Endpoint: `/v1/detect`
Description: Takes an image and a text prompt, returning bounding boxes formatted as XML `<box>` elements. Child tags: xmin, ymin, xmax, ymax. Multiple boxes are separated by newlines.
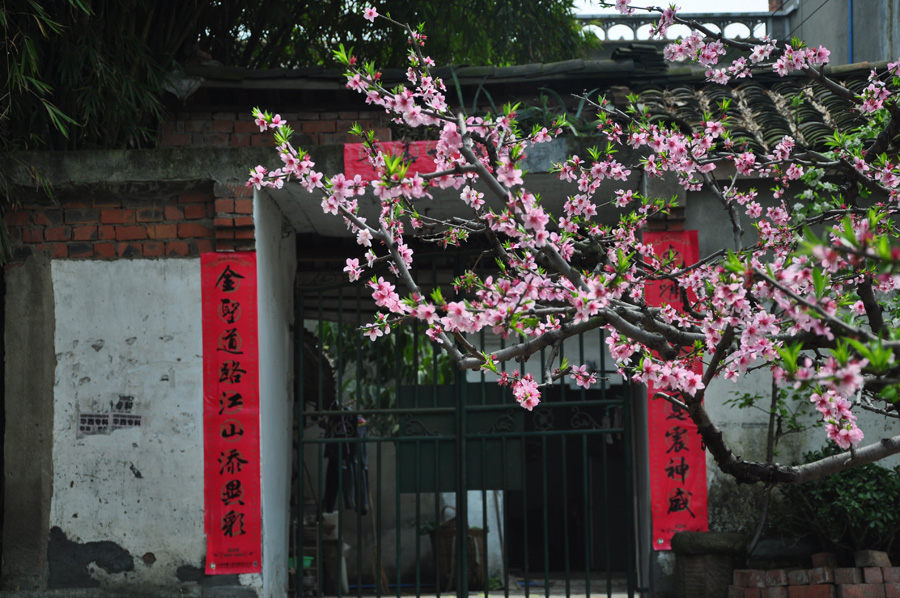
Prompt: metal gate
<box><xmin>293</xmin><ymin>252</ymin><xmax>637</xmax><ymax>597</ymax></box>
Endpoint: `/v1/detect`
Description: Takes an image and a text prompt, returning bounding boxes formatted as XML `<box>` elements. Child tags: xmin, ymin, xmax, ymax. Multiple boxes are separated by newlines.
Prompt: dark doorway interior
<box><xmin>506</xmin><ymin>386</ymin><xmax>631</xmax><ymax>574</ymax></box>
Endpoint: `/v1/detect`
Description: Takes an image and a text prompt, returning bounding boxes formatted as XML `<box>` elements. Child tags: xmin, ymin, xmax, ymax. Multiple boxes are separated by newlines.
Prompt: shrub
<box><xmin>778</xmin><ymin>445</ymin><xmax>900</xmax><ymax>562</ymax></box>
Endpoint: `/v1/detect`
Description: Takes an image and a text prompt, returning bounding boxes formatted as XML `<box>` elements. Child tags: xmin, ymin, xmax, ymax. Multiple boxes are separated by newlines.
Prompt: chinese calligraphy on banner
<box><xmin>344</xmin><ymin>140</ymin><xmax>439</xmax><ymax>181</ymax></box>
<box><xmin>202</xmin><ymin>252</ymin><xmax>262</xmax><ymax>574</ymax></box>
<box><xmin>643</xmin><ymin>230</ymin><xmax>708</xmax><ymax>550</ymax></box>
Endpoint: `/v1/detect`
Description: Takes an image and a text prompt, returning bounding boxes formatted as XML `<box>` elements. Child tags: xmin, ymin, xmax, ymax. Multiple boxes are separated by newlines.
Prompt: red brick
<box><xmin>230</xmin><ymin>134</ymin><xmax>251</xmax><ymax>147</ymax></box>
<box><xmin>177</xmin><ymin>223</ymin><xmax>213</xmax><ymax>239</ymax></box>
<box><xmin>183</xmin><ymin>203</ymin><xmax>209</xmax><ymax>220</ymax></box>
<box><xmin>93</xmin><ymin>243</ymin><xmax>116</xmax><ymax>258</ymax></box>
<box><xmin>215</xmin><ymin>199</ymin><xmax>235</xmax><ymax>213</ymax></box>
<box><xmin>73</xmin><ymin>226</ymin><xmax>97</xmax><ymax>241</ymax></box>
<box><xmin>33</xmin><ymin>210</ymin><xmax>62</xmax><ymax>226</ymax></box>
<box><xmin>730</xmin><ymin>586</ymin><xmax>747</xmax><ymax>598</ymax></box>
<box><xmin>234</xmin><ymin>227</ymin><xmax>255</xmax><ymax>240</ymax></box>
<box><xmin>196</xmin><ymin>239</ymin><xmax>213</xmax><ymax>254</ymax></box>
<box><xmin>813</xmin><ymin>554</ymin><xmax>839</xmax><ymax>569</ymax></box>
<box><xmin>147</xmin><ymin>224</ymin><xmax>177</xmax><ymax>239</ymax></box>
<box><xmin>836</xmin><ymin>584</ymin><xmax>885</xmax><ymax>598</ymax></box>
<box><xmin>212</xmin><ymin>111</ymin><xmax>236</xmax><ymax>121</ymax></box>
<box><xmin>165</xmin><ymin>241</ymin><xmax>190</xmax><ymax>256</ymax></box>
<box><xmin>789</xmin><ymin>587</ymin><xmax>835</xmax><ymax>598</ymax></box>
<box><xmin>789</xmin><ymin>570</ymin><xmax>810</xmax><ymax>585</ymax></box>
<box><xmin>767</xmin><ymin>571</ymin><xmax>789</xmax><ymax>587</ymax></box>
<box><xmin>215</xmin><ymin>228</ymin><xmax>235</xmax><ymax>239</ymax></box>
<box><xmin>216</xmin><ymin>239</ymin><xmax>235</xmax><ymax>252</ymax></box>
<box><xmin>101</xmin><ymin>209</ymin><xmax>135</xmax><ymax>224</ymax></box>
<box><xmin>809</xmin><ymin>568</ymin><xmax>835</xmax><ymax>585</ymax></box>
<box><xmin>886</xmin><ymin>582</ymin><xmax>900</xmax><ymax>598</ymax></box>
<box><xmin>164</xmin><ymin>205</ymin><xmax>184</xmax><ymax>220</ymax></box>
<box><xmin>136</xmin><ymin>207</ymin><xmax>164</xmax><ymax>222</ymax></box>
<box><xmin>92</xmin><ymin>196</ymin><xmax>121</xmax><ymax>208</ymax></box>
<box><xmin>884</xmin><ymin>569</ymin><xmax>900</xmax><ymax>583</ymax></box>
<box><xmin>338</xmin><ymin>111</ymin><xmax>359</xmax><ymax>119</ymax></box>
<box><xmin>765</xmin><ymin>588</ymin><xmax>789</xmax><ymax>598</ymax></box>
<box><xmin>250</xmin><ymin>134</ymin><xmax>272</xmax><ymax>147</ymax></box>
<box><xmin>5</xmin><ymin>211</ymin><xmax>30</xmax><ymax>226</ymax></box>
<box><xmin>856</xmin><ymin>552</ymin><xmax>892</xmax><ymax>568</ymax></box>
<box><xmin>43</xmin><ymin>226</ymin><xmax>71</xmax><ymax>242</ymax></box>
<box><xmin>234</xmin><ymin>199</ymin><xmax>253</xmax><ymax>214</ymax></box>
<box><xmin>63</xmin><ymin>208</ymin><xmax>100</xmax><ymax>224</ymax></box>
<box><xmin>22</xmin><ymin>228</ymin><xmax>43</xmax><ymax>243</ymax></box>
<box><xmin>301</xmin><ymin>120</ymin><xmax>336</xmax><ymax>133</ymax></box>
<box><xmin>67</xmin><ymin>243</ymin><xmax>92</xmax><ymax>259</ymax></box>
<box><xmin>47</xmin><ymin>243</ymin><xmax>68</xmax><ymax>259</ymax></box>
<box><xmin>836</xmin><ymin>570</ymin><xmax>864</xmax><ymax>585</ymax></box>
<box><xmin>116</xmin><ymin>243</ymin><xmax>142</xmax><ymax>258</ymax></box>
<box><xmin>185</xmin><ymin>119</ymin><xmax>211</xmax><ymax>133</ymax></box>
<box><xmin>746</xmin><ymin>590</ymin><xmax>762</xmax><ymax>598</ymax></box>
<box><xmin>201</xmin><ymin>133</ymin><xmax>229</xmax><ymax>146</ymax></box>
<box><xmin>234</xmin><ymin>120</ymin><xmax>259</xmax><ymax>134</ymax></box>
<box><xmin>61</xmin><ymin>200</ymin><xmax>89</xmax><ymax>209</ymax></box>
<box><xmin>214</xmin><ymin>218</ymin><xmax>234</xmax><ymax>229</ymax></box>
<box><xmin>98</xmin><ymin>225</ymin><xmax>116</xmax><ymax>240</ymax></box>
<box><xmin>143</xmin><ymin>241</ymin><xmax>165</xmax><ymax>257</ymax></box>
<box><xmin>115</xmin><ymin>226</ymin><xmax>148</xmax><ymax>241</ymax></box>
<box><xmin>372</xmin><ymin>126</ymin><xmax>393</xmax><ymax>141</ymax></box>
<box><xmin>178</xmin><ymin>191</ymin><xmax>212</xmax><ymax>204</ymax></box>
<box><xmin>863</xmin><ymin>569</ymin><xmax>883</xmax><ymax>584</ymax></box>
<box><xmin>233</xmin><ymin>216</ymin><xmax>253</xmax><ymax>227</ymax></box>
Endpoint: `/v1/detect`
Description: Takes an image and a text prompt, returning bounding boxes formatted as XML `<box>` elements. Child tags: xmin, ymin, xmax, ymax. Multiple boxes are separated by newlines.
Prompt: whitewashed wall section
<box><xmin>50</xmin><ymin>259</ymin><xmax>206</xmax><ymax>587</ymax></box>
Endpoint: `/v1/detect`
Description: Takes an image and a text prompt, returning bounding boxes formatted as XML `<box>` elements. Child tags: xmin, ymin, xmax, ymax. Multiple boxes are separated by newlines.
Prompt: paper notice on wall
<box><xmin>202</xmin><ymin>252</ymin><xmax>262</xmax><ymax>574</ymax></box>
<box><xmin>642</xmin><ymin>230</ymin><xmax>708</xmax><ymax>550</ymax></box>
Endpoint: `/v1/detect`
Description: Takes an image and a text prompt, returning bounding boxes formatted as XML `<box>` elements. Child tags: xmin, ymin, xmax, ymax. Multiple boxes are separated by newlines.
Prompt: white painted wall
<box><xmin>255</xmin><ymin>191</ymin><xmax>297</xmax><ymax>598</ymax></box>
<box><xmin>50</xmin><ymin>259</ymin><xmax>205</xmax><ymax>586</ymax></box>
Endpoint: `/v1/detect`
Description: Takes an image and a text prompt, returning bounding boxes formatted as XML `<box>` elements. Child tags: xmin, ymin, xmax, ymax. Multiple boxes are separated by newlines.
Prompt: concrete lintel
<box><xmin>4</xmin><ymin>146</ymin><xmax>344</xmax><ymax>191</ymax></box>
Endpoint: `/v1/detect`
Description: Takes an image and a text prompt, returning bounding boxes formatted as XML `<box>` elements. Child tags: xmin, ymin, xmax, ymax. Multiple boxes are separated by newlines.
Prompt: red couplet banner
<box><xmin>202</xmin><ymin>252</ymin><xmax>262</xmax><ymax>574</ymax></box>
<box><xmin>642</xmin><ymin>230</ymin><xmax>708</xmax><ymax>550</ymax></box>
<box><xmin>344</xmin><ymin>140</ymin><xmax>439</xmax><ymax>181</ymax></box>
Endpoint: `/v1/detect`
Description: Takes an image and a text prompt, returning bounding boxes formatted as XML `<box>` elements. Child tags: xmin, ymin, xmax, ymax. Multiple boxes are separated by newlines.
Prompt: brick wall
<box><xmin>157</xmin><ymin>110</ymin><xmax>393</xmax><ymax>149</ymax></box>
<box><xmin>6</xmin><ymin>181</ymin><xmax>256</xmax><ymax>263</ymax></box>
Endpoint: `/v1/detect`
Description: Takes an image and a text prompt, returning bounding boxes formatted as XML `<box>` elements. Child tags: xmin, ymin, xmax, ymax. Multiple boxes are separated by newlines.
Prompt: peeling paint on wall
<box><xmin>48</xmin><ymin>526</ymin><xmax>134</xmax><ymax>589</ymax></box>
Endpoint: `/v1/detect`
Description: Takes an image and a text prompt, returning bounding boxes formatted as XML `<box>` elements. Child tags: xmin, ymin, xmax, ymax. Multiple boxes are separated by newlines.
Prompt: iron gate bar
<box><xmin>294</xmin><ymin>251</ymin><xmax>638</xmax><ymax>598</ymax></box>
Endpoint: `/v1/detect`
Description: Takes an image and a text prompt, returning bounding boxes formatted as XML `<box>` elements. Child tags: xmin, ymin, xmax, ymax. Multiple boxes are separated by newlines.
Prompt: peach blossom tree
<box><xmin>250</xmin><ymin>2</ymin><xmax>900</xmax><ymax>484</ymax></box>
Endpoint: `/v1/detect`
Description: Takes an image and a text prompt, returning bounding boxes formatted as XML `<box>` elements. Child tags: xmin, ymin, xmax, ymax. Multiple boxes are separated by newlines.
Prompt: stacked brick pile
<box><xmin>728</xmin><ymin>551</ymin><xmax>899</xmax><ymax>598</ymax></box>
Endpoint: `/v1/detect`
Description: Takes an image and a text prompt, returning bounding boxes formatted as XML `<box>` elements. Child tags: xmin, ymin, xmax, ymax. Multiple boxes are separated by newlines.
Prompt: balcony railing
<box><xmin>577</xmin><ymin>11</ymin><xmax>791</xmax><ymax>42</ymax></box>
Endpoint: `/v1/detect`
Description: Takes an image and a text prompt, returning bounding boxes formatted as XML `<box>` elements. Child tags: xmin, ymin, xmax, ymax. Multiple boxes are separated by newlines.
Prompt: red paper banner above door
<box><xmin>344</xmin><ymin>140</ymin><xmax>439</xmax><ymax>181</ymax></box>
<box><xmin>202</xmin><ymin>252</ymin><xmax>262</xmax><ymax>574</ymax></box>
<box><xmin>642</xmin><ymin>230</ymin><xmax>708</xmax><ymax>550</ymax></box>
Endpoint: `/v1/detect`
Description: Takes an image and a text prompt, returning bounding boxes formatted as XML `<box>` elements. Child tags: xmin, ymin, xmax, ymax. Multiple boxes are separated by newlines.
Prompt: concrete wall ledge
<box><xmin>4</xmin><ymin>146</ymin><xmax>344</xmax><ymax>190</ymax></box>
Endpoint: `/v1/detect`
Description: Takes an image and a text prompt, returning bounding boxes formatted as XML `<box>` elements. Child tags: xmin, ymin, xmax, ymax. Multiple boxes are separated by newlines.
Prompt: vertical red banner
<box><xmin>202</xmin><ymin>252</ymin><xmax>262</xmax><ymax>574</ymax></box>
<box><xmin>643</xmin><ymin>230</ymin><xmax>708</xmax><ymax>550</ymax></box>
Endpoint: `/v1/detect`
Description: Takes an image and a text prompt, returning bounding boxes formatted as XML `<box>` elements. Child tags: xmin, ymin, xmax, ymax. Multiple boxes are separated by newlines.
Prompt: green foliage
<box><xmin>320</xmin><ymin>320</ymin><xmax>456</xmax><ymax>435</ymax></box>
<box><xmin>778</xmin><ymin>446</ymin><xmax>900</xmax><ymax>559</ymax></box>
